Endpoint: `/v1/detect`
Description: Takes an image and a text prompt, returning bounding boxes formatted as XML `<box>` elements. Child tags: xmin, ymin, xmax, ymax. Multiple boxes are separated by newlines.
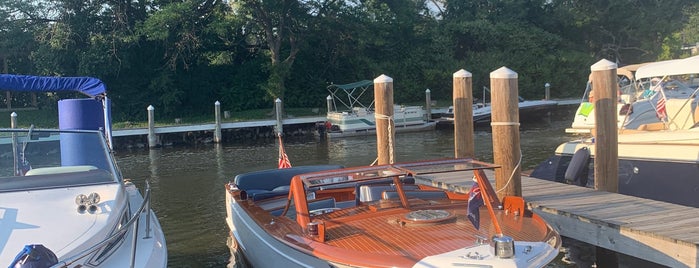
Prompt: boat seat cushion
<box><xmin>234</xmin><ymin>165</ymin><xmax>343</xmax><ymax>191</ymax></box>
<box><xmin>382</xmin><ymin>190</ymin><xmax>448</xmax><ymax>200</ymax></box>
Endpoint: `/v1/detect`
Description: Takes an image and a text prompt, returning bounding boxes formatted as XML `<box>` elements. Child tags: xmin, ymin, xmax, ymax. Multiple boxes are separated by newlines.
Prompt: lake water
<box><xmin>113</xmin><ymin>107</ymin><xmax>655</xmax><ymax>267</ymax></box>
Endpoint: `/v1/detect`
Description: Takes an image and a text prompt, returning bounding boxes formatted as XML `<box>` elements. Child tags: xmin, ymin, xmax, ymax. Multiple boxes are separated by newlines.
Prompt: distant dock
<box><xmin>112</xmin><ymin>116</ymin><xmax>326</xmax><ymax>148</ymax></box>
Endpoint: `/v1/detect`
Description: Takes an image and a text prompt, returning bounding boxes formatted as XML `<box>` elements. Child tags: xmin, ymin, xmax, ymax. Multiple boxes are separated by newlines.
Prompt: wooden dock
<box><xmin>112</xmin><ymin>116</ymin><xmax>326</xmax><ymax>137</ymax></box>
<box><xmin>415</xmin><ymin>170</ymin><xmax>699</xmax><ymax>268</ymax></box>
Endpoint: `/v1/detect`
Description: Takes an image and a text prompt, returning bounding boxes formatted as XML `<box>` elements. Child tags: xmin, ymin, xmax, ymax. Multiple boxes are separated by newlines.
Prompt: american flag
<box><xmin>278</xmin><ymin>135</ymin><xmax>292</xmax><ymax>169</ymax></box>
<box><xmin>656</xmin><ymin>94</ymin><xmax>667</xmax><ymax>120</ymax></box>
<box><xmin>466</xmin><ymin>181</ymin><xmax>484</xmax><ymax>229</ymax></box>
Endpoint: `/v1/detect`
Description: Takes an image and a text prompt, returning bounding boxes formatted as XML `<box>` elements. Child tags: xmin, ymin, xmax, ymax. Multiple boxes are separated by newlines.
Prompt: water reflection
<box><xmin>114</xmin><ymin>107</ymin><xmax>578</xmax><ymax>267</ymax></box>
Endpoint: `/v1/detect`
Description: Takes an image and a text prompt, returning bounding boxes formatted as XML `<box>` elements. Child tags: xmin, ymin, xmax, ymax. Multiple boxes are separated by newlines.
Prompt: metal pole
<box><xmin>147</xmin><ymin>105</ymin><xmax>157</xmax><ymax>148</ymax></box>
<box><xmin>545</xmin><ymin>83</ymin><xmax>551</xmax><ymax>100</ymax></box>
<box><xmin>214</xmin><ymin>101</ymin><xmax>222</xmax><ymax>143</ymax></box>
<box><xmin>275</xmin><ymin>98</ymin><xmax>283</xmax><ymax>136</ymax></box>
<box><xmin>425</xmin><ymin>89</ymin><xmax>432</xmax><ymax>121</ymax></box>
<box><xmin>326</xmin><ymin>95</ymin><xmax>333</xmax><ymax>114</ymax></box>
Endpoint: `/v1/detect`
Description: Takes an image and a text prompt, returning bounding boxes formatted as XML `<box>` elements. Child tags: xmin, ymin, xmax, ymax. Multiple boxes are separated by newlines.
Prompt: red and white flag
<box><xmin>278</xmin><ymin>135</ymin><xmax>292</xmax><ymax>169</ymax></box>
<box><xmin>656</xmin><ymin>92</ymin><xmax>667</xmax><ymax>120</ymax></box>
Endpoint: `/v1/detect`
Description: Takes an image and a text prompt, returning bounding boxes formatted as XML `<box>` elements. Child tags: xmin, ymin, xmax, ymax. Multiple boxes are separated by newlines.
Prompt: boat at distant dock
<box><xmin>316</xmin><ymin>80</ymin><xmax>436</xmax><ymax>138</ymax></box>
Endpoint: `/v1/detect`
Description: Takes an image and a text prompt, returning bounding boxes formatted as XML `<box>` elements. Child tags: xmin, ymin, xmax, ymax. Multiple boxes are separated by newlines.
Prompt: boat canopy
<box><xmin>635</xmin><ymin>55</ymin><xmax>699</xmax><ymax>80</ymax></box>
<box><xmin>329</xmin><ymin>80</ymin><xmax>372</xmax><ymax>91</ymax></box>
<box><xmin>0</xmin><ymin>74</ymin><xmax>106</xmax><ymax>98</ymax></box>
<box><xmin>327</xmin><ymin>80</ymin><xmax>374</xmax><ymax>111</ymax></box>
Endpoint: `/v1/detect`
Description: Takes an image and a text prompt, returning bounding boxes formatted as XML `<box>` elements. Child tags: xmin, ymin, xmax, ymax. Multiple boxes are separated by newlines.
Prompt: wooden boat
<box><xmin>225</xmin><ymin>158</ymin><xmax>561</xmax><ymax>267</ymax></box>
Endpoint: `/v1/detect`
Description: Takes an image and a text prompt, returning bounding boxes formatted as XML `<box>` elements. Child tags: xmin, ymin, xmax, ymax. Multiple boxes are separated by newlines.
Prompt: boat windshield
<box><xmin>300</xmin><ymin>158</ymin><xmax>498</xmax><ymax>188</ymax></box>
<box><xmin>0</xmin><ymin>129</ymin><xmax>118</xmax><ymax>192</ymax></box>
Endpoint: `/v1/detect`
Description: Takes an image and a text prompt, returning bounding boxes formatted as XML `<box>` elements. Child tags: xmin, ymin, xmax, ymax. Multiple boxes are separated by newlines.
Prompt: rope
<box><xmin>496</xmin><ymin>149</ymin><xmax>522</xmax><ymax>194</ymax></box>
<box><xmin>374</xmin><ymin>113</ymin><xmax>395</xmax><ymax>164</ymax></box>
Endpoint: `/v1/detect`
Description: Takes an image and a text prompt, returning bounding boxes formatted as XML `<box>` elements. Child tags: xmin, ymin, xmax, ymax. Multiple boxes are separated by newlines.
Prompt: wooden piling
<box><xmin>591</xmin><ymin>59</ymin><xmax>619</xmax><ymax>193</ymax></box>
<box><xmin>214</xmin><ymin>101</ymin><xmax>222</xmax><ymax>143</ymax></box>
<box><xmin>490</xmin><ymin>67</ymin><xmax>522</xmax><ymax>199</ymax></box>
<box><xmin>591</xmin><ymin>59</ymin><xmax>620</xmax><ymax>267</ymax></box>
<box><xmin>453</xmin><ymin>69</ymin><xmax>475</xmax><ymax>158</ymax></box>
<box><xmin>147</xmin><ymin>105</ymin><xmax>157</xmax><ymax>148</ymax></box>
<box><xmin>374</xmin><ymin>74</ymin><xmax>395</xmax><ymax>165</ymax></box>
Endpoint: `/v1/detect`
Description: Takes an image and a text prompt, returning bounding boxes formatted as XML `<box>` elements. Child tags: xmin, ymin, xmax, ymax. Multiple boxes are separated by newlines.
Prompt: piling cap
<box><xmin>490</xmin><ymin>67</ymin><xmax>518</xmax><ymax>79</ymax></box>
<box><xmin>326</xmin><ymin>95</ymin><xmax>332</xmax><ymax>100</ymax></box>
<box><xmin>374</xmin><ymin>74</ymin><xmax>393</xmax><ymax>83</ymax></box>
<box><xmin>215</xmin><ymin>101</ymin><xmax>220</xmax><ymax>105</ymax></box>
<box><xmin>275</xmin><ymin>98</ymin><xmax>281</xmax><ymax>103</ymax></box>
<box><xmin>453</xmin><ymin>69</ymin><xmax>472</xmax><ymax>78</ymax></box>
<box><xmin>590</xmin><ymin>59</ymin><xmax>617</xmax><ymax>71</ymax></box>
<box><xmin>147</xmin><ymin>105</ymin><xmax>154</xmax><ymax>111</ymax></box>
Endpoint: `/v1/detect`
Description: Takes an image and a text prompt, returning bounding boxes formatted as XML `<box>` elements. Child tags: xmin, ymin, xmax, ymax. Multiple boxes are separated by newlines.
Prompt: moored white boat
<box><xmin>532</xmin><ymin>57</ymin><xmax>699</xmax><ymax>207</ymax></box>
<box><xmin>225</xmin><ymin>158</ymin><xmax>561</xmax><ymax>267</ymax></box>
<box><xmin>566</xmin><ymin>56</ymin><xmax>699</xmax><ymax>133</ymax></box>
<box><xmin>0</xmin><ymin>74</ymin><xmax>166</xmax><ymax>267</ymax></box>
<box><xmin>0</xmin><ymin>128</ymin><xmax>167</xmax><ymax>267</ymax></box>
<box><xmin>317</xmin><ymin>80</ymin><xmax>435</xmax><ymax>138</ymax></box>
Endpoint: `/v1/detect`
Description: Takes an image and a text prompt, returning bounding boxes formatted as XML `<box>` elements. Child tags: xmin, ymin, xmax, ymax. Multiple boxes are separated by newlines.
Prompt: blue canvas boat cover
<box><xmin>0</xmin><ymin>74</ymin><xmax>106</xmax><ymax>98</ymax></box>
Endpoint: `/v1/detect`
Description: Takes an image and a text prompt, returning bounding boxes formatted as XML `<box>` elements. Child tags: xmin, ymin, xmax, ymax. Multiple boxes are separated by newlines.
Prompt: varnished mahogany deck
<box><xmin>313</xmin><ymin>199</ymin><xmax>551</xmax><ymax>257</ymax></box>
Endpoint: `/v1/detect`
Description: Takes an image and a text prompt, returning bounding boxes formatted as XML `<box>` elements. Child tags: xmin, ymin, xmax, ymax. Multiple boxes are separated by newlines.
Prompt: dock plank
<box><xmin>417</xmin><ymin>171</ymin><xmax>699</xmax><ymax>268</ymax></box>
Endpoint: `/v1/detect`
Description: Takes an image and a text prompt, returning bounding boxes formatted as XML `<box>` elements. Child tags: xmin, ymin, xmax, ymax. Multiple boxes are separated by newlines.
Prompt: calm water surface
<box><xmin>115</xmin><ymin>109</ymin><xmax>584</xmax><ymax>267</ymax></box>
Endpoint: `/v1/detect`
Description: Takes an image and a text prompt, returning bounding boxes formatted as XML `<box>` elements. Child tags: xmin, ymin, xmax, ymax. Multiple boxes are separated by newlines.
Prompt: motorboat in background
<box><xmin>317</xmin><ymin>80</ymin><xmax>436</xmax><ymax>138</ymax></box>
<box><xmin>439</xmin><ymin>87</ymin><xmax>559</xmax><ymax>125</ymax></box>
<box><xmin>0</xmin><ymin>74</ymin><xmax>166</xmax><ymax>267</ymax></box>
<box><xmin>225</xmin><ymin>158</ymin><xmax>561</xmax><ymax>267</ymax></box>
<box><xmin>566</xmin><ymin>56</ymin><xmax>699</xmax><ymax>133</ymax></box>
<box><xmin>530</xmin><ymin>127</ymin><xmax>699</xmax><ymax>207</ymax></box>
<box><xmin>531</xmin><ymin>56</ymin><xmax>699</xmax><ymax>208</ymax></box>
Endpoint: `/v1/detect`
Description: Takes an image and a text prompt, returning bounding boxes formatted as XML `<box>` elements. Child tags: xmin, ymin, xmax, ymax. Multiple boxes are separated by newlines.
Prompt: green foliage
<box><xmin>0</xmin><ymin>0</ymin><xmax>696</xmax><ymax>123</ymax></box>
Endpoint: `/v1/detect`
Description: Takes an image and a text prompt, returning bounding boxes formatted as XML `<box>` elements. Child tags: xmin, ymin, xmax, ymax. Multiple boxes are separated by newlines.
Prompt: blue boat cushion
<box><xmin>234</xmin><ymin>165</ymin><xmax>343</xmax><ymax>201</ymax></box>
<box><xmin>381</xmin><ymin>190</ymin><xmax>448</xmax><ymax>200</ymax></box>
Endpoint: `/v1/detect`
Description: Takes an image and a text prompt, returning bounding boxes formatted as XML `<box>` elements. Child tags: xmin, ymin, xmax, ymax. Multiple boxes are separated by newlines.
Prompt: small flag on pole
<box><xmin>278</xmin><ymin>135</ymin><xmax>292</xmax><ymax>169</ymax></box>
<box><xmin>466</xmin><ymin>181</ymin><xmax>484</xmax><ymax>229</ymax></box>
<box><xmin>656</xmin><ymin>94</ymin><xmax>667</xmax><ymax>120</ymax></box>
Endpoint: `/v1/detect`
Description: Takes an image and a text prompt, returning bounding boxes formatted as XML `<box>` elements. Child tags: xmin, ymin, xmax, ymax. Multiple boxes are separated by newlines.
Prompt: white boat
<box><xmin>0</xmin><ymin>128</ymin><xmax>167</xmax><ymax>267</ymax></box>
<box><xmin>0</xmin><ymin>74</ymin><xmax>166</xmax><ymax>267</ymax></box>
<box><xmin>440</xmin><ymin>90</ymin><xmax>559</xmax><ymax>125</ymax></box>
<box><xmin>225</xmin><ymin>158</ymin><xmax>561</xmax><ymax>267</ymax></box>
<box><xmin>566</xmin><ymin>56</ymin><xmax>699</xmax><ymax>133</ymax></box>
<box><xmin>531</xmin><ymin>56</ymin><xmax>699</xmax><ymax>208</ymax></box>
<box><xmin>318</xmin><ymin>80</ymin><xmax>436</xmax><ymax>138</ymax></box>
<box><xmin>530</xmin><ymin>127</ymin><xmax>699</xmax><ymax>207</ymax></box>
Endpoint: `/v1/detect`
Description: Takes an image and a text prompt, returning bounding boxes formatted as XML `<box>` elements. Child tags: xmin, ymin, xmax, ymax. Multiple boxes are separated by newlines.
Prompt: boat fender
<box><xmin>9</xmin><ymin>244</ymin><xmax>58</xmax><ymax>268</ymax></box>
<box><xmin>564</xmin><ymin>147</ymin><xmax>590</xmax><ymax>186</ymax></box>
